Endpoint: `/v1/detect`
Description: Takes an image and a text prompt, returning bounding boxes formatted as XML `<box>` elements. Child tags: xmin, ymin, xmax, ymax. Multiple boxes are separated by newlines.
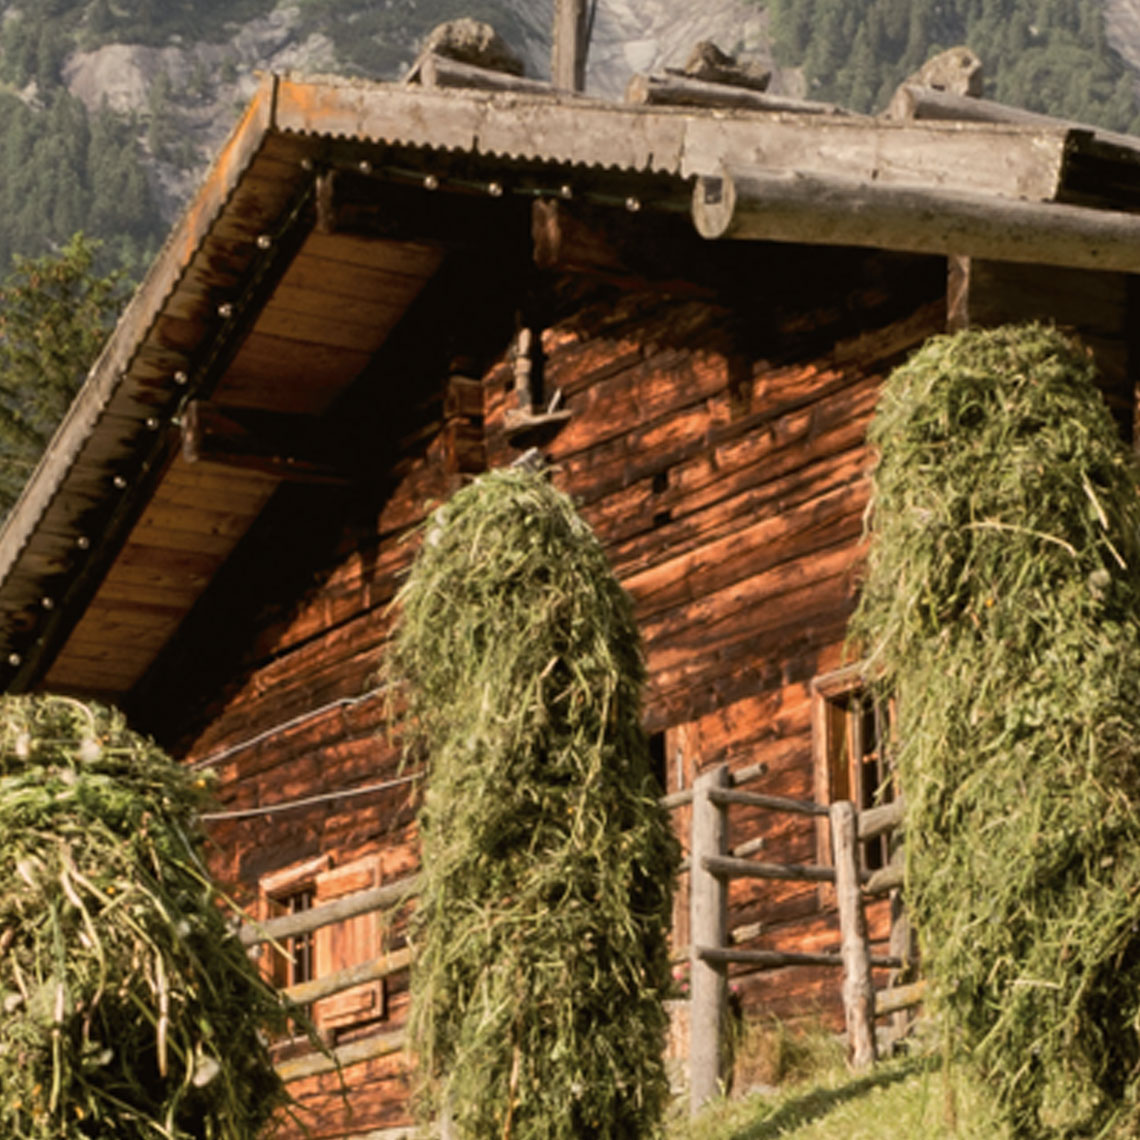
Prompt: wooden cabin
<box><xmin>2</xmin><ymin>62</ymin><xmax>1140</xmax><ymax>1136</ymax></box>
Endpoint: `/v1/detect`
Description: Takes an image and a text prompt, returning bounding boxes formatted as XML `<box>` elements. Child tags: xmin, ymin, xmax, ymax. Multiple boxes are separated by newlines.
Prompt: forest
<box><xmin>768</xmin><ymin>0</ymin><xmax>1140</xmax><ymax>130</ymax></box>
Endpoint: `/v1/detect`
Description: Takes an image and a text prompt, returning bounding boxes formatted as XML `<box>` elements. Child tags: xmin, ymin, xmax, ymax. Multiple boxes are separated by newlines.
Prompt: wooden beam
<box><xmin>693</xmin><ymin>166</ymin><xmax>1140</xmax><ymax>273</ymax></box>
<box><xmin>863</xmin><ymin>862</ymin><xmax>905</xmax><ymax>896</ymax></box>
<box><xmin>886</xmin><ymin>83</ymin><xmax>1140</xmax><ymax>152</ymax></box>
<box><xmin>874</xmin><ymin>979</ymin><xmax>928</xmax><ymax>1019</ymax></box>
<box><xmin>698</xmin><ymin>946</ymin><xmax>903</xmax><ymax>970</ymax></box>
<box><xmin>181</xmin><ymin>400</ymin><xmax>350</xmax><ymax>484</ymax></box>
<box><xmin>689</xmin><ymin>764</ymin><xmax>728</xmax><ymax>1115</ymax></box>
<box><xmin>283</xmin><ymin>947</ymin><xmax>413</xmax><ymax>1006</ymax></box>
<box><xmin>275</xmin><ymin>1028</ymin><xmax>405</xmax><ymax>1083</ymax></box>
<box><xmin>858</xmin><ymin>799</ymin><xmax>905</xmax><ymax>841</ymax></box>
<box><xmin>707</xmin><ymin>787</ymin><xmax>830</xmax><ymax>817</ymax></box>
<box><xmin>240</xmin><ymin>874</ymin><xmax>420</xmax><ymax>946</ymax></box>
<box><xmin>420</xmin><ymin>53</ymin><xmax>558</xmax><ymax>95</ymax></box>
<box><xmin>703</xmin><ymin>854</ymin><xmax>837</xmax><ymax>884</ymax></box>
<box><xmin>627</xmin><ymin>74</ymin><xmax>848</xmax><ymax>115</ymax></box>
<box><xmin>552</xmin><ymin>0</ymin><xmax>589</xmax><ymax>92</ymax></box>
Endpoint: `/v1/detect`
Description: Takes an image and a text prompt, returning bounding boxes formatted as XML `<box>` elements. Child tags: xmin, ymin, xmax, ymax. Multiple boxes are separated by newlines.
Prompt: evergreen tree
<box><xmin>0</xmin><ymin>234</ymin><xmax>125</xmax><ymax>513</ymax></box>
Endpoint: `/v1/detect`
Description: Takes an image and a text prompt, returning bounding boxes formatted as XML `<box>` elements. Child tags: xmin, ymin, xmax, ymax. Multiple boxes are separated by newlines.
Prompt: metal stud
<box><xmin>625</xmin><ymin>196</ymin><xmax>642</xmax><ymax>213</ymax></box>
<box><xmin>174</xmin><ymin>370</ymin><xmax>189</xmax><ymax>385</ymax></box>
<box><xmin>560</xmin><ymin>184</ymin><xmax>573</xmax><ymax>199</ymax></box>
<box><xmin>146</xmin><ymin>416</ymin><xmax>160</xmax><ymax>430</ymax></box>
<box><xmin>256</xmin><ymin>234</ymin><xmax>272</xmax><ymax>250</ymax></box>
<box><xmin>488</xmin><ymin>181</ymin><xmax>503</xmax><ymax>198</ymax></box>
<box><xmin>217</xmin><ymin>302</ymin><xmax>234</xmax><ymax>319</ymax></box>
<box><xmin>423</xmin><ymin>174</ymin><xmax>439</xmax><ymax>191</ymax></box>
<box><xmin>76</xmin><ymin>536</ymin><xmax>90</xmax><ymax>550</ymax></box>
<box><xmin>300</xmin><ymin>157</ymin><xmax>314</xmax><ymax>172</ymax></box>
<box><xmin>358</xmin><ymin>159</ymin><xmax>373</xmax><ymax>174</ymax></box>
<box><xmin>7</xmin><ymin>653</ymin><xmax>20</xmax><ymax>668</ymax></box>
<box><xmin>41</xmin><ymin>597</ymin><xmax>53</xmax><ymax>611</ymax></box>
<box><xmin>113</xmin><ymin>475</ymin><xmax>128</xmax><ymax>490</ymax></box>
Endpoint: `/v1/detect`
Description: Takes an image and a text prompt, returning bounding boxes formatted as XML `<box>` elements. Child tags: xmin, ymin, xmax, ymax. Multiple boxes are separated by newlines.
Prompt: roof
<box><xmin>1</xmin><ymin>72</ymin><xmax>1140</xmax><ymax>703</ymax></box>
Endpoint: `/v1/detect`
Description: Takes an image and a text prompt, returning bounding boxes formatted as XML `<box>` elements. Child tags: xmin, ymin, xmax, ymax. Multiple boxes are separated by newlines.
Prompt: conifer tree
<box><xmin>0</xmin><ymin>233</ymin><xmax>124</xmax><ymax>514</ymax></box>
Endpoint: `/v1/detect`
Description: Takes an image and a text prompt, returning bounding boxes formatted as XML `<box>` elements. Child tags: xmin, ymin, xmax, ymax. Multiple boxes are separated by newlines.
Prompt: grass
<box><xmin>669</xmin><ymin>1017</ymin><xmax>1010</xmax><ymax>1140</ymax></box>
<box><xmin>672</xmin><ymin>1052</ymin><xmax>1011</xmax><ymax>1140</ymax></box>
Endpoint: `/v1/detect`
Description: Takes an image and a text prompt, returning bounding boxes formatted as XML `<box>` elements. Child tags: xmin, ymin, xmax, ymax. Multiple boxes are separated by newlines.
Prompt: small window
<box><xmin>265</xmin><ymin>887</ymin><xmax>316</xmax><ymax>989</ymax></box>
<box><xmin>812</xmin><ymin>665</ymin><xmax>894</xmax><ymax>873</ymax></box>
<box><xmin>258</xmin><ymin>853</ymin><xmax>388</xmax><ymax>1042</ymax></box>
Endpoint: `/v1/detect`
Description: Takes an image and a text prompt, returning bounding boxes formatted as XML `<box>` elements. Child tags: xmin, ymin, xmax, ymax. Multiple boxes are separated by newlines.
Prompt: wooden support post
<box><xmin>552</xmin><ymin>0</ymin><xmax>589</xmax><ymax>92</ymax></box>
<box><xmin>830</xmin><ymin>800</ymin><xmax>876</xmax><ymax>1072</ymax></box>
<box><xmin>690</xmin><ymin>763</ymin><xmax>729</xmax><ymax>1114</ymax></box>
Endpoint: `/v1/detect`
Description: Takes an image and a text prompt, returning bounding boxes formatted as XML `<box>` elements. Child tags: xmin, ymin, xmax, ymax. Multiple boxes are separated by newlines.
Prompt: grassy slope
<box><xmin>672</xmin><ymin>1054</ymin><xmax>1011</xmax><ymax>1140</ymax></box>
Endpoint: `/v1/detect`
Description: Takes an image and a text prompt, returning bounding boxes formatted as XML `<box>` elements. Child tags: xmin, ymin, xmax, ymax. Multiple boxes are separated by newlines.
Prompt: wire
<box><xmin>189</xmin><ymin>685</ymin><xmax>389</xmax><ymax>770</ymax></box>
<box><xmin>200</xmin><ymin>770</ymin><xmax>423</xmax><ymax>822</ymax></box>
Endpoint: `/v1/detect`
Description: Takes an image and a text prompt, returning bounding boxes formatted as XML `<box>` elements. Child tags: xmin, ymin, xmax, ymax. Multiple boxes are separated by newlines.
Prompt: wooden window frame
<box><xmin>258</xmin><ymin>852</ymin><xmax>389</xmax><ymax>1043</ymax></box>
<box><xmin>811</xmin><ymin>663</ymin><xmax>894</xmax><ymax>877</ymax></box>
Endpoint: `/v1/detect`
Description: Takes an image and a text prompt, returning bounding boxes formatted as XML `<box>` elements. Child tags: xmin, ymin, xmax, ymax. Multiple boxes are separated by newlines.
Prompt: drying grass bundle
<box><xmin>390</xmin><ymin>467</ymin><xmax>679</xmax><ymax>1140</ymax></box>
<box><xmin>0</xmin><ymin>695</ymin><xmax>290</xmax><ymax>1139</ymax></box>
<box><xmin>851</xmin><ymin>324</ymin><xmax>1140</xmax><ymax>1137</ymax></box>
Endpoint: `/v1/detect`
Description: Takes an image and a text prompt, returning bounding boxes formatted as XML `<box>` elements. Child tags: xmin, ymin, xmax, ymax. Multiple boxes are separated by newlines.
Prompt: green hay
<box><xmin>0</xmin><ymin>695</ymin><xmax>290</xmax><ymax>1139</ymax></box>
<box><xmin>850</xmin><ymin>324</ymin><xmax>1140</xmax><ymax>1137</ymax></box>
<box><xmin>389</xmin><ymin>467</ymin><xmax>679</xmax><ymax>1140</ymax></box>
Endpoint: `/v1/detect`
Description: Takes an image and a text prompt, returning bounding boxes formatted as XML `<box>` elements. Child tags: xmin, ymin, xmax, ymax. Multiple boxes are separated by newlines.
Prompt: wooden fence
<box><xmin>681</xmin><ymin>762</ymin><xmax>920</xmax><ymax>1113</ymax></box>
<box><xmin>239</xmin><ymin>763</ymin><xmax>923</xmax><ymax>1114</ymax></box>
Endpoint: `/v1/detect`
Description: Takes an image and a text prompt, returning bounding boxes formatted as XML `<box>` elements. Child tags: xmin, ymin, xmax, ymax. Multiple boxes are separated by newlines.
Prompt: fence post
<box><xmin>690</xmin><ymin>763</ymin><xmax>729</xmax><ymax>1114</ymax></box>
<box><xmin>829</xmin><ymin>799</ymin><xmax>876</xmax><ymax>1071</ymax></box>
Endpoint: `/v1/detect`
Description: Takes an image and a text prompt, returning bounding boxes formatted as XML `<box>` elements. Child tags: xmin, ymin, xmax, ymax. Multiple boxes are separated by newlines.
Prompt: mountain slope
<box><xmin>1</xmin><ymin>0</ymin><xmax>1140</xmax><ymax>278</ymax></box>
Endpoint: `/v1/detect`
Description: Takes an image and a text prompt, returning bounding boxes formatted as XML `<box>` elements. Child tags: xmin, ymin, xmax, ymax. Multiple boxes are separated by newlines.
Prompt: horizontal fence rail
<box><xmin>275</xmin><ymin>1027</ymin><xmax>407</xmax><ymax>1083</ymax></box>
<box><xmin>688</xmin><ymin>761</ymin><xmax>916</xmax><ymax>1114</ymax></box>
<box><xmin>240</xmin><ymin>874</ymin><xmax>421</xmax><ymax>947</ymax></box>
<box><xmin>283</xmin><ymin>947</ymin><xmax>414</xmax><ymax>1007</ymax></box>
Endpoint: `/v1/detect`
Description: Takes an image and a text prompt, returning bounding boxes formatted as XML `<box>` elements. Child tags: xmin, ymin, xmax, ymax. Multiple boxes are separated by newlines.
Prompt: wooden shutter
<box><xmin>313</xmin><ymin>855</ymin><xmax>386</xmax><ymax>1032</ymax></box>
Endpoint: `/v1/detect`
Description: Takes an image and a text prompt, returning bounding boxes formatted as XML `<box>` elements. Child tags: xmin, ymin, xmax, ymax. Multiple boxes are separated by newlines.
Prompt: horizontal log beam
<box><xmin>692</xmin><ymin>166</ymin><xmax>1140</xmax><ymax>273</ymax></box>
<box><xmin>874</xmin><ymin>978</ymin><xmax>928</xmax><ymax>1018</ymax></box>
<box><xmin>240</xmin><ymin>874</ymin><xmax>420</xmax><ymax>946</ymax></box>
<box><xmin>708</xmin><ymin>787</ymin><xmax>829</xmax><ymax>816</ymax></box>
<box><xmin>275</xmin><ymin>1027</ymin><xmax>406</xmax><ymax>1083</ymax></box>
<box><xmin>419</xmin><ymin>52</ymin><xmax>558</xmax><ymax>95</ymax></box>
<box><xmin>697</xmin><ymin>946</ymin><xmax>904</xmax><ymax>970</ymax></box>
<box><xmin>283</xmin><ymin>947</ymin><xmax>413</xmax><ymax>1006</ymax></box>
<box><xmin>659</xmin><ymin>763</ymin><xmax>767</xmax><ymax>810</ymax></box>
<box><xmin>729</xmin><ymin>761</ymin><xmax>768</xmax><ymax>788</ymax></box>
<box><xmin>886</xmin><ymin>84</ymin><xmax>1140</xmax><ymax>151</ymax></box>
<box><xmin>858</xmin><ymin>799</ymin><xmax>905</xmax><ymax>841</ymax></box>
<box><xmin>863</xmin><ymin>862</ymin><xmax>905</xmax><ymax>896</ymax></box>
<box><xmin>703</xmin><ymin>854</ymin><xmax>836</xmax><ymax>883</ymax></box>
<box><xmin>626</xmin><ymin>73</ymin><xmax>846</xmax><ymax>115</ymax></box>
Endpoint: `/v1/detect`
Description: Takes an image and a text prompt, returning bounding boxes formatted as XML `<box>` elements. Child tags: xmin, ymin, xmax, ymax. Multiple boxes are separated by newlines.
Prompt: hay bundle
<box><xmin>0</xmin><ymin>695</ymin><xmax>289</xmax><ymax>1139</ymax></box>
<box><xmin>390</xmin><ymin>468</ymin><xmax>678</xmax><ymax>1140</ymax></box>
<box><xmin>851</xmin><ymin>324</ymin><xmax>1140</xmax><ymax>1136</ymax></box>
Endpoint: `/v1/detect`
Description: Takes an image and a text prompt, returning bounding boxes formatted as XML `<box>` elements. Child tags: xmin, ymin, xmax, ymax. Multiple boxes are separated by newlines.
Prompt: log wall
<box><xmin>144</xmin><ymin>240</ymin><xmax>947</xmax><ymax>1135</ymax></box>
